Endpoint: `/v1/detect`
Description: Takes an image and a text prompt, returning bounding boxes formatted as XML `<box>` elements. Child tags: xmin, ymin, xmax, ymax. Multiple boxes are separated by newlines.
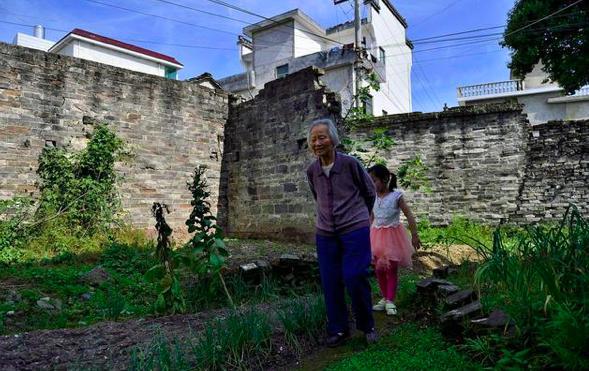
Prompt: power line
<box><xmin>412</xmin><ymin>25</ymin><xmax>505</xmax><ymax>42</ymax></box>
<box><xmin>504</xmin><ymin>0</ymin><xmax>585</xmax><ymax>37</ymax></box>
<box><xmin>148</xmin><ymin>0</ymin><xmax>251</xmax><ymax>24</ymax></box>
<box><xmin>0</xmin><ymin>19</ymin><xmax>237</xmax><ymax>51</ymax></box>
<box><xmin>81</xmin><ymin>0</ymin><xmax>240</xmax><ymax>36</ymax></box>
<box><xmin>200</xmin><ymin>0</ymin><xmax>344</xmax><ymax>46</ymax></box>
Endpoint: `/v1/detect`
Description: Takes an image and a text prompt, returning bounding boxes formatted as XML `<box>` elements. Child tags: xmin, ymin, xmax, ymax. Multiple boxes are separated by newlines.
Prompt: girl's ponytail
<box><xmin>389</xmin><ymin>172</ymin><xmax>397</xmax><ymax>191</ymax></box>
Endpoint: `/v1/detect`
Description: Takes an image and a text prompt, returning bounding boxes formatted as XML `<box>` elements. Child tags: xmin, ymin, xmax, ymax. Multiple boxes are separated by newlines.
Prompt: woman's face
<box><xmin>310</xmin><ymin>124</ymin><xmax>334</xmax><ymax>157</ymax></box>
<box><xmin>370</xmin><ymin>173</ymin><xmax>387</xmax><ymax>193</ymax></box>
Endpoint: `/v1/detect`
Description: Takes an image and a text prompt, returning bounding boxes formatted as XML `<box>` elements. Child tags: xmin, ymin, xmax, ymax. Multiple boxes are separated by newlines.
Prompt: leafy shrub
<box><xmin>0</xmin><ymin>197</ymin><xmax>34</xmax><ymax>264</ymax></box>
<box><xmin>472</xmin><ymin>206</ymin><xmax>589</xmax><ymax>369</ymax></box>
<box><xmin>36</xmin><ymin>124</ymin><xmax>124</xmax><ymax>233</ymax></box>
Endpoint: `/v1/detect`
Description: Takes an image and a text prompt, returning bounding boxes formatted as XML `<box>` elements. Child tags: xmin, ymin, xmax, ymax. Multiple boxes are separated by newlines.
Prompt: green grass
<box><xmin>326</xmin><ymin>323</ymin><xmax>482</xmax><ymax>371</ymax></box>
<box><xmin>0</xmin><ymin>236</ymin><xmax>321</xmax><ymax>335</ymax></box>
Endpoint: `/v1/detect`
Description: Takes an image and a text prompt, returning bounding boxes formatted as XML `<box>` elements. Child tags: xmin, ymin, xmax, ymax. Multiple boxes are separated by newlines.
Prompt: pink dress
<box><xmin>370</xmin><ymin>191</ymin><xmax>415</xmax><ymax>269</ymax></box>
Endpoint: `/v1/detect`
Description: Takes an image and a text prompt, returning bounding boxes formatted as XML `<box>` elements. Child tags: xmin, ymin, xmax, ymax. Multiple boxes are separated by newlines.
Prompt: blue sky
<box><xmin>0</xmin><ymin>0</ymin><xmax>516</xmax><ymax>112</ymax></box>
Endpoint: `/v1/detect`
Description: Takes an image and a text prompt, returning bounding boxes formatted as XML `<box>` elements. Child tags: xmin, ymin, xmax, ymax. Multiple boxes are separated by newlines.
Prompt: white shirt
<box><xmin>372</xmin><ymin>191</ymin><xmax>403</xmax><ymax>228</ymax></box>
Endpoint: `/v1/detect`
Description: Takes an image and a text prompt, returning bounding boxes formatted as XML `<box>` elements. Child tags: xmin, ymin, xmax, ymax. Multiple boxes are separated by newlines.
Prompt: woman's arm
<box><xmin>399</xmin><ymin>196</ymin><xmax>421</xmax><ymax>250</ymax></box>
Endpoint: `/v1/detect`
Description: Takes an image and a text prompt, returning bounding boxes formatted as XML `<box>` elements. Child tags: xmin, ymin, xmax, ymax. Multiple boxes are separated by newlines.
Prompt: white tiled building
<box><xmin>13</xmin><ymin>26</ymin><xmax>183</xmax><ymax>79</ymax></box>
<box><xmin>457</xmin><ymin>63</ymin><xmax>589</xmax><ymax>124</ymax></box>
<box><xmin>216</xmin><ymin>0</ymin><xmax>413</xmax><ymax>116</ymax></box>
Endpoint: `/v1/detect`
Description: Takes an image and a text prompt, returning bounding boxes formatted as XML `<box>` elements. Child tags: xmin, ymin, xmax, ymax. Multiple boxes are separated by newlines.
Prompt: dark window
<box><xmin>362</xmin><ymin>95</ymin><xmax>373</xmax><ymax>115</ymax></box>
<box><xmin>382</xmin><ymin>110</ymin><xmax>388</xmax><ymax>116</ymax></box>
<box><xmin>276</xmin><ymin>64</ymin><xmax>289</xmax><ymax>79</ymax></box>
<box><xmin>379</xmin><ymin>47</ymin><xmax>386</xmax><ymax>64</ymax></box>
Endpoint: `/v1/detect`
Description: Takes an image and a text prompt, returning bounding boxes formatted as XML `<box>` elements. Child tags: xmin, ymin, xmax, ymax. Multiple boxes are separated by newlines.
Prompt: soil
<box><xmin>0</xmin><ymin>244</ymin><xmax>478</xmax><ymax>370</ymax></box>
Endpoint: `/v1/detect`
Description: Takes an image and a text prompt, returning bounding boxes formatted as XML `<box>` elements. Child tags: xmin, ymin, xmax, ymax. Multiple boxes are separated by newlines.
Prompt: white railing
<box><xmin>573</xmin><ymin>86</ymin><xmax>589</xmax><ymax>97</ymax></box>
<box><xmin>457</xmin><ymin>80</ymin><xmax>524</xmax><ymax>98</ymax></box>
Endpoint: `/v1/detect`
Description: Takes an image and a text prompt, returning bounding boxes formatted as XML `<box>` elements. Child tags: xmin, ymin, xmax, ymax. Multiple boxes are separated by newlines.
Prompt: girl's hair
<box><xmin>368</xmin><ymin>164</ymin><xmax>397</xmax><ymax>191</ymax></box>
<box><xmin>307</xmin><ymin>118</ymin><xmax>340</xmax><ymax>149</ymax></box>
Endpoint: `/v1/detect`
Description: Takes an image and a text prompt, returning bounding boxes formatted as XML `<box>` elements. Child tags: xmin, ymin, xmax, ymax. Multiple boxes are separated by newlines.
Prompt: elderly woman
<box><xmin>306</xmin><ymin>118</ymin><xmax>377</xmax><ymax>347</ymax></box>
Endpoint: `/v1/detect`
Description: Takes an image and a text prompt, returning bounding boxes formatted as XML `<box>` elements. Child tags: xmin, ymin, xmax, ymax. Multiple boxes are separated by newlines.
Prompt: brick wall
<box><xmin>218</xmin><ymin>67</ymin><xmax>340</xmax><ymax>242</ymax></box>
<box><xmin>0</xmin><ymin>42</ymin><xmax>228</xmax><ymax>232</ymax></box>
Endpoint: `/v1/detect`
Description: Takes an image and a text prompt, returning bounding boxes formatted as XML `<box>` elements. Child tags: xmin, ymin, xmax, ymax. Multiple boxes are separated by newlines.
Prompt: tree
<box><xmin>502</xmin><ymin>0</ymin><xmax>588</xmax><ymax>94</ymax></box>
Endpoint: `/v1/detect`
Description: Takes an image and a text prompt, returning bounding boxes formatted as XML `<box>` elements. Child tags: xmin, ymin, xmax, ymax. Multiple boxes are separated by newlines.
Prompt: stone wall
<box><xmin>0</xmin><ymin>42</ymin><xmax>228</xmax><ymax>231</ymax></box>
<box><xmin>509</xmin><ymin>120</ymin><xmax>589</xmax><ymax>222</ymax></box>
<box><xmin>221</xmin><ymin>67</ymin><xmax>588</xmax><ymax>240</ymax></box>
<box><xmin>218</xmin><ymin>67</ymin><xmax>340</xmax><ymax>242</ymax></box>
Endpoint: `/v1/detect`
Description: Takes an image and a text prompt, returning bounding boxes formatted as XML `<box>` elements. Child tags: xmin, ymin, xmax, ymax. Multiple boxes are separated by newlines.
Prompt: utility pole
<box><xmin>353</xmin><ymin>0</ymin><xmax>363</xmax><ymax>109</ymax></box>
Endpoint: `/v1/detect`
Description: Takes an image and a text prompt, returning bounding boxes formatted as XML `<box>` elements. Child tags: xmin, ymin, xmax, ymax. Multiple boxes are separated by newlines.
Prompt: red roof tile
<box><xmin>70</xmin><ymin>29</ymin><xmax>183</xmax><ymax>66</ymax></box>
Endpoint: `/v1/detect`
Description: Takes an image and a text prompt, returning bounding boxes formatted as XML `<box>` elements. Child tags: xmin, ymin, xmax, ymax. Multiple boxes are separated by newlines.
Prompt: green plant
<box><xmin>398</xmin><ymin>154</ymin><xmax>432</xmax><ymax>192</ymax></box>
<box><xmin>36</xmin><ymin>124</ymin><xmax>124</xmax><ymax>233</ymax></box>
<box><xmin>145</xmin><ymin>203</ymin><xmax>186</xmax><ymax>314</ymax></box>
<box><xmin>129</xmin><ymin>330</ymin><xmax>189</xmax><ymax>371</ymax></box>
<box><xmin>276</xmin><ymin>294</ymin><xmax>326</xmax><ymax>352</ymax></box>
<box><xmin>182</xmin><ymin>166</ymin><xmax>232</xmax><ymax>307</ymax></box>
<box><xmin>471</xmin><ymin>205</ymin><xmax>589</xmax><ymax>369</ymax></box>
<box><xmin>0</xmin><ymin>196</ymin><xmax>34</xmax><ymax>264</ymax></box>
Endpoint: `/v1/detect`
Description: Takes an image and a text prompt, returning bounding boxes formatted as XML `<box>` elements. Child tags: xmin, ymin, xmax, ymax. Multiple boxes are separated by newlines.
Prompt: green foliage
<box><xmin>502</xmin><ymin>0</ymin><xmax>588</xmax><ymax>93</ymax></box>
<box><xmin>398</xmin><ymin>155</ymin><xmax>432</xmax><ymax>193</ymax></box>
<box><xmin>417</xmin><ymin>217</ymin><xmax>498</xmax><ymax>249</ymax></box>
<box><xmin>36</xmin><ymin>124</ymin><xmax>124</xmax><ymax>232</ymax></box>
<box><xmin>0</xmin><ymin>197</ymin><xmax>34</xmax><ymax>264</ymax></box>
<box><xmin>276</xmin><ymin>295</ymin><xmax>326</xmax><ymax>351</ymax></box>
<box><xmin>129</xmin><ymin>331</ymin><xmax>189</xmax><ymax>371</ymax></box>
<box><xmin>471</xmin><ymin>206</ymin><xmax>589</xmax><ymax>369</ymax></box>
<box><xmin>326</xmin><ymin>323</ymin><xmax>481</xmax><ymax>370</ymax></box>
<box><xmin>182</xmin><ymin>166</ymin><xmax>233</xmax><ymax>307</ymax></box>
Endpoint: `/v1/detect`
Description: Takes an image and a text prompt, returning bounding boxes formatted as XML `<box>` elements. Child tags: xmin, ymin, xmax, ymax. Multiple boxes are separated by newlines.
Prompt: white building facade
<box><xmin>13</xmin><ymin>27</ymin><xmax>183</xmax><ymax>79</ymax></box>
<box><xmin>457</xmin><ymin>63</ymin><xmax>589</xmax><ymax>124</ymax></box>
<box><xmin>217</xmin><ymin>0</ymin><xmax>412</xmax><ymax>116</ymax></box>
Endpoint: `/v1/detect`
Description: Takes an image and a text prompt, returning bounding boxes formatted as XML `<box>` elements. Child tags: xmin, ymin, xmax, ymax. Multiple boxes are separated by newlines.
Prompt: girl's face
<box><xmin>310</xmin><ymin>125</ymin><xmax>334</xmax><ymax>157</ymax></box>
<box><xmin>370</xmin><ymin>173</ymin><xmax>387</xmax><ymax>193</ymax></box>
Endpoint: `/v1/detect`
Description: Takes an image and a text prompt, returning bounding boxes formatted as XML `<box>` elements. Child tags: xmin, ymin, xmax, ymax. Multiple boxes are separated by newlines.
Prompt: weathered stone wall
<box><xmin>355</xmin><ymin>105</ymin><xmax>531</xmax><ymax>226</ymax></box>
<box><xmin>221</xmin><ymin>68</ymin><xmax>588</xmax><ymax>241</ymax></box>
<box><xmin>0</xmin><ymin>42</ymin><xmax>228</xmax><ymax>231</ymax></box>
<box><xmin>218</xmin><ymin>67</ymin><xmax>340</xmax><ymax>242</ymax></box>
<box><xmin>509</xmin><ymin>120</ymin><xmax>589</xmax><ymax>222</ymax></box>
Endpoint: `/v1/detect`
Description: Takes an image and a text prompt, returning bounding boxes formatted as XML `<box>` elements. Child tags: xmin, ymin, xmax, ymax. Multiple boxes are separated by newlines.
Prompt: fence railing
<box><xmin>457</xmin><ymin>80</ymin><xmax>524</xmax><ymax>98</ymax></box>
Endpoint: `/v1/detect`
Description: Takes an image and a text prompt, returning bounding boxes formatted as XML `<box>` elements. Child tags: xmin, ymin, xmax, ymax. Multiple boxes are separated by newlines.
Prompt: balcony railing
<box><xmin>457</xmin><ymin>80</ymin><xmax>524</xmax><ymax>98</ymax></box>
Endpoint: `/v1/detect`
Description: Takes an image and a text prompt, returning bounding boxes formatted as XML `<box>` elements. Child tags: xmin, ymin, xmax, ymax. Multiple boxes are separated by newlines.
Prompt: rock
<box><xmin>7</xmin><ymin>290</ymin><xmax>22</xmax><ymax>303</ymax></box>
<box><xmin>52</xmin><ymin>298</ymin><xmax>63</xmax><ymax>311</ymax></box>
<box><xmin>37</xmin><ymin>299</ymin><xmax>55</xmax><ymax>310</ymax></box>
<box><xmin>445</xmin><ymin>289</ymin><xmax>477</xmax><ymax>309</ymax></box>
<box><xmin>416</xmin><ymin>277</ymin><xmax>454</xmax><ymax>293</ymax></box>
<box><xmin>80</xmin><ymin>266</ymin><xmax>110</xmax><ymax>286</ymax></box>
<box><xmin>441</xmin><ymin>301</ymin><xmax>483</xmax><ymax>323</ymax></box>
<box><xmin>279</xmin><ymin>253</ymin><xmax>301</xmax><ymax>265</ymax></box>
<box><xmin>239</xmin><ymin>262</ymin><xmax>258</xmax><ymax>273</ymax></box>
<box><xmin>81</xmin><ymin>292</ymin><xmax>94</xmax><ymax>301</ymax></box>
<box><xmin>471</xmin><ymin>310</ymin><xmax>512</xmax><ymax>329</ymax></box>
<box><xmin>254</xmin><ymin>259</ymin><xmax>270</xmax><ymax>270</ymax></box>
<box><xmin>6</xmin><ymin>310</ymin><xmax>15</xmax><ymax>316</ymax></box>
<box><xmin>433</xmin><ymin>265</ymin><xmax>450</xmax><ymax>278</ymax></box>
<box><xmin>437</xmin><ymin>284</ymin><xmax>460</xmax><ymax>296</ymax></box>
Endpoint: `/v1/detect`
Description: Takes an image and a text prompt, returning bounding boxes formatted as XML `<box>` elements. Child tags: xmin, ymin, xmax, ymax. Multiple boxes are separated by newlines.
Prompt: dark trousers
<box><xmin>316</xmin><ymin>226</ymin><xmax>374</xmax><ymax>335</ymax></box>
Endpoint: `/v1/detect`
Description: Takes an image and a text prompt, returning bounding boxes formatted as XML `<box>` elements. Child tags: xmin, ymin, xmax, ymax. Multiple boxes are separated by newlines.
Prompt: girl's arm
<box><xmin>399</xmin><ymin>196</ymin><xmax>421</xmax><ymax>250</ymax></box>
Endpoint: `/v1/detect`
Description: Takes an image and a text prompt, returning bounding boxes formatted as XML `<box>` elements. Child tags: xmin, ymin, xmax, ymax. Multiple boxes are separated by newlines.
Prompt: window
<box><xmin>379</xmin><ymin>47</ymin><xmax>386</xmax><ymax>64</ymax></box>
<box><xmin>382</xmin><ymin>110</ymin><xmax>388</xmax><ymax>116</ymax></box>
<box><xmin>165</xmin><ymin>66</ymin><xmax>177</xmax><ymax>79</ymax></box>
<box><xmin>362</xmin><ymin>95</ymin><xmax>373</xmax><ymax>115</ymax></box>
<box><xmin>276</xmin><ymin>64</ymin><xmax>289</xmax><ymax>79</ymax></box>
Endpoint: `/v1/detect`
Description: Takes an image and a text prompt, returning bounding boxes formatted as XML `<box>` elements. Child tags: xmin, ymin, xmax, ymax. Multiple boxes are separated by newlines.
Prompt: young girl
<box><xmin>368</xmin><ymin>164</ymin><xmax>421</xmax><ymax>315</ymax></box>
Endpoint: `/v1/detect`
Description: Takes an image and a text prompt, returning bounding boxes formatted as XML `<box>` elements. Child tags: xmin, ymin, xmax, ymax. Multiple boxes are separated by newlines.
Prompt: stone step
<box><xmin>441</xmin><ymin>300</ymin><xmax>483</xmax><ymax>323</ymax></box>
<box><xmin>437</xmin><ymin>284</ymin><xmax>460</xmax><ymax>296</ymax></box>
<box><xmin>445</xmin><ymin>289</ymin><xmax>477</xmax><ymax>309</ymax></box>
<box><xmin>416</xmin><ymin>277</ymin><xmax>455</xmax><ymax>294</ymax></box>
<box><xmin>470</xmin><ymin>309</ymin><xmax>514</xmax><ymax>335</ymax></box>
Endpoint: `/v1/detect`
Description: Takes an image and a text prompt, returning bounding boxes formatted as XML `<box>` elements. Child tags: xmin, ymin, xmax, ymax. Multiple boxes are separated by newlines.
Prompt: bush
<box><xmin>472</xmin><ymin>206</ymin><xmax>589</xmax><ymax>369</ymax></box>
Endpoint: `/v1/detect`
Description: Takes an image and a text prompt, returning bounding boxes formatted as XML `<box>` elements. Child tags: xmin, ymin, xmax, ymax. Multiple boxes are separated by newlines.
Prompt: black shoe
<box><xmin>365</xmin><ymin>329</ymin><xmax>378</xmax><ymax>345</ymax></box>
<box><xmin>326</xmin><ymin>331</ymin><xmax>350</xmax><ymax>348</ymax></box>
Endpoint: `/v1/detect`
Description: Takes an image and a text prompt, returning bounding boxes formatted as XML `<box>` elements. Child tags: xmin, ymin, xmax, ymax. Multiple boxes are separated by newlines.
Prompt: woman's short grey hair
<box><xmin>307</xmin><ymin>118</ymin><xmax>340</xmax><ymax>149</ymax></box>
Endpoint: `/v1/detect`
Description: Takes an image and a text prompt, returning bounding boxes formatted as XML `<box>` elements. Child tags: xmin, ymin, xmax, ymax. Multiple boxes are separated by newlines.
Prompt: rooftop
<box><xmin>49</xmin><ymin>28</ymin><xmax>183</xmax><ymax>67</ymax></box>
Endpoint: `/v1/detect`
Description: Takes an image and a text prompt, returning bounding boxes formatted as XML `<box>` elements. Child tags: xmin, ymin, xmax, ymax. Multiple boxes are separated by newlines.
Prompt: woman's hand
<box><xmin>411</xmin><ymin>233</ymin><xmax>421</xmax><ymax>250</ymax></box>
